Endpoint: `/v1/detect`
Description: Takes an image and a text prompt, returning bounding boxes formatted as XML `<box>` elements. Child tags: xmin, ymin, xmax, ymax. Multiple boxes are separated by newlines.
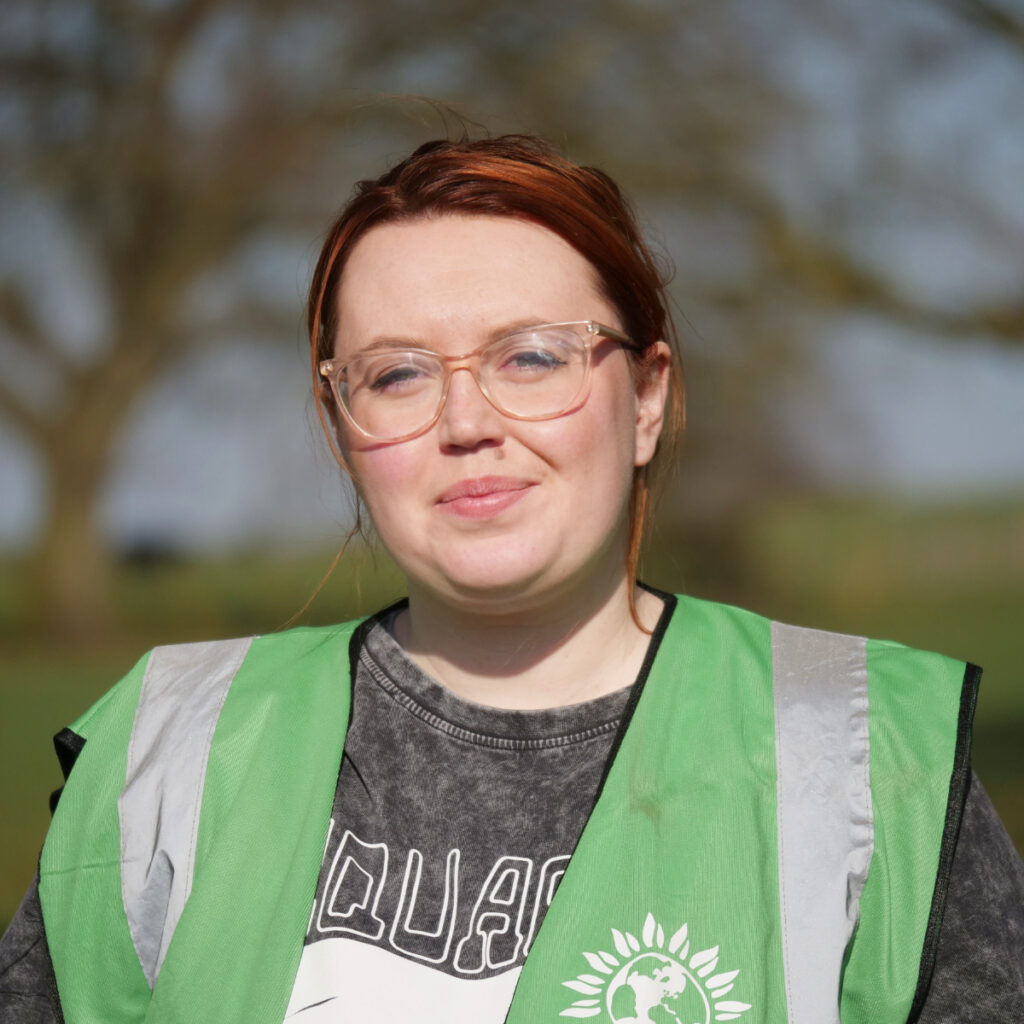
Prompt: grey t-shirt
<box><xmin>284</xmin><ymin>611</ymin><xmax>632</xmax><ymax>1020</ymax></box>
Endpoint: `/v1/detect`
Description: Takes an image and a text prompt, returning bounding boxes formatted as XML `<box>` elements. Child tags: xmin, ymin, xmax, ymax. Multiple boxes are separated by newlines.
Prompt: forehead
<box><xmin>333</xmin><ymin>215</ymin><xmax>613</xmax><ymax>355</ymax></box>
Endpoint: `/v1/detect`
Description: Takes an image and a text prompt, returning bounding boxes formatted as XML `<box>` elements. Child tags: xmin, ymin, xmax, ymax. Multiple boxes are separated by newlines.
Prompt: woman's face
<box><xmin>332</xmin><ymin>215</ymin><xmax>668</xmax><ymax>615</ymax></box>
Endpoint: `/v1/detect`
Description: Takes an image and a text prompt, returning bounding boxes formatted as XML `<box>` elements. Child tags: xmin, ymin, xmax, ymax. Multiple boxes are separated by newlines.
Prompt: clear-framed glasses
<box><xmin>319</xmin><ymin>320</ymin><xmax>639</xmax><ymax>443</ymax></box>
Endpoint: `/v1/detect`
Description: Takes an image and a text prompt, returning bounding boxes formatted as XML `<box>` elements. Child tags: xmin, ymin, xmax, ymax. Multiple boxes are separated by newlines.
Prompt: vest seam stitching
<box><xmin>906</xmin><ymin>661</ymin><xmax>981</xmax><ymax>1022</ymax></box>
<box><xmin>771</xmin><ymin>626</ymin><xmax>796</xmax><ymax>1024</ymax></box>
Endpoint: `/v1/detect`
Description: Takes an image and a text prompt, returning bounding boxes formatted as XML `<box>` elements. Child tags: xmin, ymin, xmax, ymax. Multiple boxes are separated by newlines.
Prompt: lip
<box><xmin>436</xmin><ymin>476</ymin><xmax>535</xmax><ymax>519</ymax></box>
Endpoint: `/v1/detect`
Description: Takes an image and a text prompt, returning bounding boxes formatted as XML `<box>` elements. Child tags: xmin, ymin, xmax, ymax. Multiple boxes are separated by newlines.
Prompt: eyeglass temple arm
<box><xmin>591</xmin><ymin>322</ymin><xmax>643</xmax><ymax>351</ymax></box>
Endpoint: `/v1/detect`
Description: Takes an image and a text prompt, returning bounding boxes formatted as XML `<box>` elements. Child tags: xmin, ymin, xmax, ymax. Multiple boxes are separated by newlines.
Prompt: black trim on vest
<box><xmin>907</xmin><ymin>660</ymin><xmax>982</xmax><ymax>1023</ymax></box>
<box><xmin>45</xmin><ymin>728</ymin><xmax>84</xmax><ymax>1020</ymax></box>
<box><xmin>350</xmin><ymin>601</ymin><xmax>408</xmax><ymax>666</ymax></box>
<box><xmin>590</xmin><ymin>585</ymin><xmax>677</xmax><ymax>808</ymax></box>
<box><xmin>349</xmin><ymin>602</ymin><xmax>403</xmax><ymax>672</ymax></box>
<box><xmin>501</xmin><ymin>584</ymin><xmax>677</xmax><ymax>1024</ymax></box>
<box><xmin>344</xmin><ymin>598</ymin><xmax>407</xmax><ymax>731</ymax></box>
<box><xmin>47</xmin><ymin>933</ymin><xmax>67</xmax><ymax>1024</ymax></box>
<box><xmin>48</xmin><ymin>727</ymin><xmax>86</xmax><ymax>814</ymax></box>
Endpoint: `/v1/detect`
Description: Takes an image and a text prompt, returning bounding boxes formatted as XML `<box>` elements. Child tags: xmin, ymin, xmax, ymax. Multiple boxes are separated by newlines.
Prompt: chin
<box><xmin>427</xmin><ymin>551</ymin><xmax>569</xmax><ymax>611</ymax></box>
<box><xmin>399</xmin><ymin>529</ymin><xmax>626</xmax><ymax>614</ymax></box>
<box><xmin>440</xmin><ymin>564</ymin><xmax>552</xmax><ymax>606</ymax></box>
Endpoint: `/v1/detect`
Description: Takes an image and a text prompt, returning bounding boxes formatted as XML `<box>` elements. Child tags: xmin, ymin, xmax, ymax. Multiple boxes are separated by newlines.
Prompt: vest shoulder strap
<box><xmin>40</xmin><ymin>622</ymin><xmax>362</xmax><ymax>1024</ymax></box>
<box><xmin>771</xmin><ymin>621</ymin><xmax>873</xmax><ymax>1024</ymax></box>
<box><xmin>120</xmin><ymin>637</ymin><xmax>254</xmax><ymax>986</ymax></box>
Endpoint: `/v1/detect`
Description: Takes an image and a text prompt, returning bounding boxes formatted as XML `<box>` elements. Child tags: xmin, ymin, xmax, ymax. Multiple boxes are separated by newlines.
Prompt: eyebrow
<box><xmin>347</xmin><ymin>317</ymin><xmax>554</xmax><ymax>357</ymax></box>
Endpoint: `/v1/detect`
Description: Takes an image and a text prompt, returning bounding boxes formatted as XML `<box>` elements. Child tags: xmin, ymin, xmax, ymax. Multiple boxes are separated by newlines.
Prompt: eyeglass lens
<box><xmin>338</xmin><ymin>325</ymin><xmax>590</xmax><ymax>440</ymax></box>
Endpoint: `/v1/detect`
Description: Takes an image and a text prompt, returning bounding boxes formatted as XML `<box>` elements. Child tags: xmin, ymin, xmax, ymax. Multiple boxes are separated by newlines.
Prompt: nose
<box><xmin>435</xmin><ymin>366</ymin><xmax>506</xmax><ymax>451</ymax></box>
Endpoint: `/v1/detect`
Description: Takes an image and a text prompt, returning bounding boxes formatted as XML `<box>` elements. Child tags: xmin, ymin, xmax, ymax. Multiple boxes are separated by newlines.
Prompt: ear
<box><xmin>320</xmin><ymin>382</ymin><xmax>342</xmax><ymax>440</ymax></box>
<box><xmin>317</xmin><ymin>381</ymin><xmax>357</xmax><ymax>477</ymax></box>
<box><xmin>633</xmin><ymin>341</ymin><xmax>672</xmax><ymax>468</ymax></box>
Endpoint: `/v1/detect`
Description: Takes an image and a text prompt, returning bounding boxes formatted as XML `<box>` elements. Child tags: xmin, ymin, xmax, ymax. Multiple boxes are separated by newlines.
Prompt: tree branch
<box><xmin>937</xmin><ymin>0</ymin><xmax>1024</xmax><ymax>57</ymax></box>
<box><xmin>0</xmin><ymin>373</ymin><xmax>46</xmax><ymax>441</ymax></box>
<box><xmin>0</xmin><ymin>284</ymin><xmax>79</xmax><ymax>373</ymax></box>
<box><xmin>766</xmin><ymin>219</ymin><xmax>1024</xmax><ymax>343</ymax></box>
<box><xmin>178</xmin><ymin>304</ymin><xmax>297</xmax><ymax>350</ymax></box>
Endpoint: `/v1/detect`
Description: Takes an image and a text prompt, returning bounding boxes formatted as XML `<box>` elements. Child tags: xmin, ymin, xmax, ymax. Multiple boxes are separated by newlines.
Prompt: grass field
<box><xmin>2</xmin><ymin>496</ymin><xmax>1022</xmax><ymax>931</ymax></box>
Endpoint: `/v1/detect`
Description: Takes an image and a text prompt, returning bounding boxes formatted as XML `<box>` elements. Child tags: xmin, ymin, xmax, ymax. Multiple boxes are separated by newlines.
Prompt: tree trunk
<box><xmin>33</xmin><ymin>473</ymin><xmax>116</xmax><ymax>641</ymax></box>
<box><xmin>30</xmin><ymin>398</ymin><xmax>121</xmax><ymax>641</ymax></box>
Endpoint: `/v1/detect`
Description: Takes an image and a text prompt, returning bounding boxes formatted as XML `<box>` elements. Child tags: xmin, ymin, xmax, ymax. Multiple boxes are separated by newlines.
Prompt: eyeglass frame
<box><xmin>318</xmin><ymin>320</ymin><xmax>642</xmax><ymax>444</ymax></box>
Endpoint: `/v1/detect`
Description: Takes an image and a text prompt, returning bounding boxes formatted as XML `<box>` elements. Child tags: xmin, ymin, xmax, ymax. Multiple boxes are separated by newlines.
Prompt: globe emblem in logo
<box><xmin>560</xmin><ymin>914</ymin><xmax>752</xmax><ymax>1023</ymax></box>
<box><xmin>606</xmin><ymin>951</ymin><xmax>706</xmax><ymax>1023</ymax></box>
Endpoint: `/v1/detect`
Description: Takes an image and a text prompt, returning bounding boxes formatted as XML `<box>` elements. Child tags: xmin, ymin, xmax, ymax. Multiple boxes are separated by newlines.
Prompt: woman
<box><xmin>2</xmin><ymin>135</ymin><xmax>1022</xmax><ymax>1024</ymax></box>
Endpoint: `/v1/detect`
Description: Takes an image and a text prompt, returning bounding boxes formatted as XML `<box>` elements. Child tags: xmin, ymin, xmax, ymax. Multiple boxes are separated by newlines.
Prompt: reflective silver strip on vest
<box><xmin>771</xmin><ymin>623</ymin><xmax>873</xmax><ymax>1024</ymax></box>
<box><xmin>118</xmin><ymin>637</ymin><xmax>253</xmax><ymax>987</ymax></box>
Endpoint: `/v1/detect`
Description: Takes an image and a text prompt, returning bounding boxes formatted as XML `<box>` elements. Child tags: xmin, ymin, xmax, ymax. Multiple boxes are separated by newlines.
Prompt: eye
<box><xmin>353</xmin><ymin>352</ymin><xmax>439</xmax><ymax>396</ymax></box>
<box><xmin>369</xmin><ymin>363</ymin><xmax>428</xmax><ymax>392</ymax></box>
<box><xmin>491</xmin><ymin>333</ymin><xmax>575</xmax><ymax>381</ymax></box>
<box><xmin>502</xmin><ymin>347</ymin><xmax>566</xmax><ymax>373</ymax></box>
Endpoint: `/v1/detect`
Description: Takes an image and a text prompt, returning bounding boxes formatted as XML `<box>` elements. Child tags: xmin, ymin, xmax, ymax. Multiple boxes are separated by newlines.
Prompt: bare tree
<box><xmin>0</xmin><ymin>0</ymin><xmax>425</xmax><ymax>634</ymax></box>
<box><xmin>1</xmin><ymin>0</ymin><xmax>1020</xmax><ymax>635</ymax></box>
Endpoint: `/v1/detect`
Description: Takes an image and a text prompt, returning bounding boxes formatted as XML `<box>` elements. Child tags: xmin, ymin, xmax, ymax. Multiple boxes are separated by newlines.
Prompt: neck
<box><xmin>394</xmin><ymin>576</ymin><xmax>664</xmax><ymax>710</ymax></box>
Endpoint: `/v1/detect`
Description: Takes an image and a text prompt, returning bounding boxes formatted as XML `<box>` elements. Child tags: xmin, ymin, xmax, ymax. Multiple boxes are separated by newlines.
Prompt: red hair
<box><xmin>308</xmin><ymin>135</ymin><xmax>683</xmax><ymax>614</ymax></box>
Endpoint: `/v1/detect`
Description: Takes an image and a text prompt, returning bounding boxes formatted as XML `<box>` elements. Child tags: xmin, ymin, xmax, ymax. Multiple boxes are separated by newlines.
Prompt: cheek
<box><xmin>349</xmin><ymin>445</ymin><xmax>424</xmax><ymax>524</ymax></box>
<box><xmin>548</xmin><ymin>404</ymin><xmax>637</xmax><ymax>514</ymax></box>
<box><xmin>573</xmin><ymin>381</ymin><xmax>638</xmax><ymax>477</ymax></box>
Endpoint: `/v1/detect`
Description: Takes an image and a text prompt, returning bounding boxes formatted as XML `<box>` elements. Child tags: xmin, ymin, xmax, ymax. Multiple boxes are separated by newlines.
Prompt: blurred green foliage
<box><xmin>2</xmin><ymin>497</ymin><xmax>1022</xmax><ymax>932</ymax></box>
<box><xmin>643</xmin><ymin>495</ymin><xmax>1024</xmax><ymax>863</ymax></box>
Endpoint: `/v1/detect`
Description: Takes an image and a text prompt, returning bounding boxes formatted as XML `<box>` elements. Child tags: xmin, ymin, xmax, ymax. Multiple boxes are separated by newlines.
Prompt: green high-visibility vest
<box><xmin>38</xmin><ymin>596</ymin><xmax>976</xmax><ymax>1024</ymax></box>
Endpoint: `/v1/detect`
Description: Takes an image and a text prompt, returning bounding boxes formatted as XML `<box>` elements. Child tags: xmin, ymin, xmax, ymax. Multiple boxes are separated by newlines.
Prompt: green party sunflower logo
<box><xmin>560</xmin><ymin>913</ymin><xmax>752</xmax><ymax>1023</ymax></box>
